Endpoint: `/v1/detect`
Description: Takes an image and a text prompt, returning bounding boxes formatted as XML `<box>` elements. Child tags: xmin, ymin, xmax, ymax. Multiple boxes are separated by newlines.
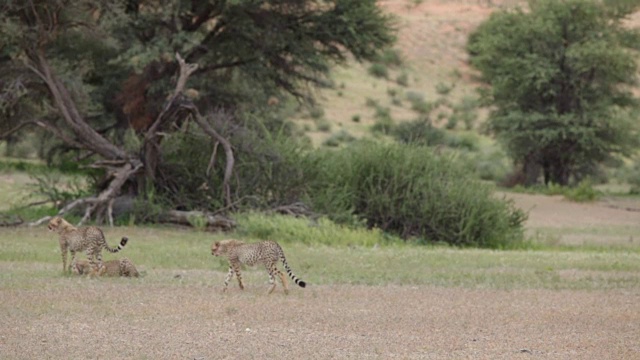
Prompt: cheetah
<box><xmin>72</xmin><ymin>258</ymin><xmax>140</xmax><ymax>277</ymax></box>
<box><xmin>47</xmin><ymin>216</ymin><xmax>128</xmax><ymax>275</ymax></box>
<box><xmin>211</xmin><ymin>239</ymin><xmax>307</xmax><ymax>294</ymax></box>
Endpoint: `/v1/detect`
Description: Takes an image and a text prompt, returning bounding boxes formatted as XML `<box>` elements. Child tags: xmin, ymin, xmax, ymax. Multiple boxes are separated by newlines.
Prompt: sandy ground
<box><xmin>1</xmin><ymin>278</ymin><xmax>639</xmax><ymax>360</ymax></box>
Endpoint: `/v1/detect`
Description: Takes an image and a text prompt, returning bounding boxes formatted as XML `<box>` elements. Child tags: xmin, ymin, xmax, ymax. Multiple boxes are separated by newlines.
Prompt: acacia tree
<box><xmin>0</xmin><ymin>0</ymin><xmax>395</xmax><ymax>224</ymax></box>
<box><xmin>467</xmin><ymin>0</ymin><xmax>640</xmax><ymax>186</ymax></box>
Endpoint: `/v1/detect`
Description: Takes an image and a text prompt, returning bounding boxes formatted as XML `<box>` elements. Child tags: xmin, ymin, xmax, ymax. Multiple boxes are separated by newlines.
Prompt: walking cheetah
<box><xmin>211</xmin><ymin>239</ymin><xmax>307</xmax><ymax>294</ymax></box>
<box><xmin>47</xmin><ymin>216</ymin><xmax>128</xmax><ymax>275</ymax></box>
<box><xmin>72</xmin><ymin>258</ymin><xmax>140</xmax><ymax>277</ymax></box>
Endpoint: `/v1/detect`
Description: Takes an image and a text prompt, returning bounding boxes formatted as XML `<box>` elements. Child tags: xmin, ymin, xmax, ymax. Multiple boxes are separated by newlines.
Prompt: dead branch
<box><xmin>206</xmin><ymin>141</ymin><xmax>220</xmax><ymax>176</ymax></box>
<box><xmin>0</xmin><ymin>121</ymin><xmax>38</xmax><ymax>140</ymax></box>
<box><xmin>25</xmin><ymin>50</ymin><xmax>128</xmax><ymax>160</ymax></box>
<box><xmin>28</xmin><ymin>197</ymin><xmax>98</xmax><ymax>226</ymax></box>
<box><xmin>142</xmin><ymin>53</ymin><xmax>199</xmax><ymax>180</ymax></box>
<box><xmin>272</xmin><ymin>202</ymin><xmax>316</xmax><ymax>218</ymax></box>
<box><xmin>158</xmin><ymin>210</ymin><xmax>236</xmax><ymax>231</ymax></box>
<box><xmin>190</xmin><ymin>112</ymin><xmax>234</xmax><ymax>208</ymax></box>
<box><xmin>0</xmin><ymin>214</ymin><xmax>24</xmax><ymax>227</ymax></box>
<box><xmin>78</xmin><ymin>160</ymin><xmax>143</xmax><ymax>225</ymax></box>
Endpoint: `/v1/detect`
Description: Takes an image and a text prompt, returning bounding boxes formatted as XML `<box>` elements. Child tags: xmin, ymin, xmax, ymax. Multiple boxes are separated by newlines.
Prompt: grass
<box><xmin>2</xmin><ymin>222</ymin><xmax>640</xmax><ymax>291</ymax></box>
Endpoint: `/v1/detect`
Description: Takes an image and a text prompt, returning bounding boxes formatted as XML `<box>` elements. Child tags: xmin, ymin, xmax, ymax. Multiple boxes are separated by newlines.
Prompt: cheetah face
<box><xmin>47</xmin><ymin>217</ymin><xmax>61</xmax><ymax>231</ymax></box>
<box><xmin>211</xmin><ymin>241</ymin><xmax>220</xmax><ymax>256</ymax></box>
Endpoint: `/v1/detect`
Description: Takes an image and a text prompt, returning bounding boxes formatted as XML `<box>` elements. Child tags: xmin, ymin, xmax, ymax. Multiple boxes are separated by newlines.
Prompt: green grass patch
<box><xmin>2</xmin><ymin>223</ymin><xmax>640</xmax><ymax>290</ymax></box>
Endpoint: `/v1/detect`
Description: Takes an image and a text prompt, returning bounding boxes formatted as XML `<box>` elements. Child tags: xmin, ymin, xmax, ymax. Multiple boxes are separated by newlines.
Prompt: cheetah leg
<box><xmin>61</xmin><ymin>249</ymin><xmax>68</xmax><ymax>273</ymax></box>
<box><xmin>232</xmin><ymin>262</ymin><xmax>245</xmax><ymax>290</ymax></box>
<box><xmin>223</xmin><ymin>267</ymin><xmax>234</xmax><ymax>292</ymax></box>
<box><xmin>266</xmin><ymin>265</ymin><xmax>277</xmax><ymax>294</ymax></box>
<box><xmin>267</xmin><ymin>264</ymin><xmax>288</xmax><ymax>295</ymax></box>
<box><xmin>60</xmin><ymin>241</ymin><xmax>71</xmax><ymax>272</ymax></box>
<box><xmin>69</xmin><ymin>250</ymin><xmax>77</xmax><ymax>273</ymax></box>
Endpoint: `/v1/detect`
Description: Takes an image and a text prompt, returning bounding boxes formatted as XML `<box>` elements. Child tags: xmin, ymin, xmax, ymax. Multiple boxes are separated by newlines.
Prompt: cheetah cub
<box><xmin>73</xmin><ymin>258</ymin><xmax>140</xmax><ymax>277</ymax></box>
<box><xmin>47</xmin><ymin>216</ymin><xmax>128</xmax><ymax>275</ymax></box>
<box><xmin>211</xmin><ymin>239</ymin><xmax>307</xmax><ymax>294</ymax></box>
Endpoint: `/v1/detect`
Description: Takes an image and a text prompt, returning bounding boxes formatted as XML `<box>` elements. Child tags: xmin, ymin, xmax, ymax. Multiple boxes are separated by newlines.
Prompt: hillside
<box><xmin>300</xmin><ymin>0</ymin><xmax>522</xmax><ymax>145</ymax></box>
<box><xmin>301</xmin><ymin>0</ymin><xmax>640</xmax><ymax>147</ymax></box>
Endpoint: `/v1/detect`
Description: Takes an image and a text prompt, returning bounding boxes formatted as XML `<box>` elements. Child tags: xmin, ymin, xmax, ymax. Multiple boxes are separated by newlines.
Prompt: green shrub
<box><xmin>308</xmin><ymin>142</ymin><xmax>527</xmax><ymax>248</ymax></box>
<box><xmin>377</xmin><ymin>49</ymin><xmax>403</xmax><ymax>67</ymax></box>
<box><xmin>309</xmin><ymin>106</ymin><xmax>325</xmax><ymax>119</ymax></box>
<box><xmin>396</xmin><ymin>72</ymin><xmax>409</xmax><ymax>87</ymax></box>
<box><xmin>462</xmin><ymin>147</ymin><xmax>511</xmax><ymax>182</ymax></box>
<box><xmin>368</xmin><ymin>63</ymin><xmax>388</xmax><ymax>78</ymax></box>
<box><xmin>435</xmin><ymin>82</ymin><xmax>454</xmax><ymax>95</ymax></box>
<box><xmin>323</xmin><ymin>130</ymin><xmax>356</xmax><ymax>147</ymax></box>
<box><xmin>392</xmin><ymin>118</ymin><xmax>446</xmax><ymax>146</ymax></box>
<box><xmin>351</xmin><ymin>114</ymin><xmax>361</xmax><ymax>123</ymax></box>
<box><xmin>370</xmin><ymin>107</ymin><xmax>394</xmax><ymax>135</ymax></box>
<box><xmin>315</xmin><ymin>118</ymin><xmax>332</xmax><ymax>132</ymax></box>
<box><xmin>365</xmin><ymin>97</ymin><xmax>378</xmax><ymax>108</ymax></box>
<box><xmin>234</xmin><ymin>212</ymin><xmax>392</xmax><ymax>246</ymax></box>
<box><xmin>444</xmin><ymin>132</ymin><xmax>479</xmax><ymax>151</ymax></box>
<box><xmin>564</xmin><ymin>180</ymin><xmax>600</xmax><ymax>202</ymax></box>
<box><xmin>158</xmin><ymin>116</ymin><xmax>315</xmax><ymax>211</ymax></box>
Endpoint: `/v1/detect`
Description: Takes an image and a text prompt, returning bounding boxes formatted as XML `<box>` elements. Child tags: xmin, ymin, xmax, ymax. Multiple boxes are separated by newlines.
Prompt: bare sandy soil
<box><xmin>1</xmin><ymin>275</ymin><xmax>639</xmax><ymax>360</ymax></box>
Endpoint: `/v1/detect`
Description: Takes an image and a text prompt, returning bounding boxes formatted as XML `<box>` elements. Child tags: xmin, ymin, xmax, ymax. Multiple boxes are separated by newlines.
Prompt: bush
<box><xmin>158</xmin><ymin>115</ymin><xmax>315</xmax><ymax>211</ymax></box>
<box><xmin>370</xmin><ymin>106</ymin><xmax>394</xmax><ymax>135</ymax></box>
<box><xmin>565</xmin><ymin>180</ymin><xmax>600</xmax><ymax>202</ymax></box>
<box><xmin>308</xmin><ymin>142</ymin><xmax>527</xmax><ymax>248</ymax></box>
<box><xmin>368</xmin><ymin>63</ymin><xmax>388</xmax><ymax>79</ymax></box>
<box><xmin>377</xmin><ymin>49</ymin><xmax>403</xmax><ymax>67</ymax></box>
<box><xmin>396</xmin><ymin>72</ymin><xmax>409</xmax><ymax>87</ymax></box>
<box><xmin>323</xmin><ymin>130</ymin><xmax>356</xmax><ymax>147</ymax></box>
<box><xmin>392</xmin><ymin>118</ymin><xmax>446</xmax><ymax>147</ymax></box>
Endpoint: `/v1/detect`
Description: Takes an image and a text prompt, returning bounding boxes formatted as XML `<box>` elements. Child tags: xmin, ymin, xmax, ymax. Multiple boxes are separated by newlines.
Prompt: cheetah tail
<box><xmin>280</xmin><ymin>256</ymin><xmax>306</xmax><ymax>288</ymax></box>
<box><xmin>106</xmin><ymin>237</ymin><xmax>129</xmax><ymax>253</ymax></box>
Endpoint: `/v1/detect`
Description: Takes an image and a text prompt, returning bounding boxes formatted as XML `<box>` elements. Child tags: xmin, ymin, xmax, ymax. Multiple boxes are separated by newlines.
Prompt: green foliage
<box><xmin>376</xmin><ymin>49</ymin><xmax>404</xmax><ymax>67</ymax></box>
<box><xmin>370</xmin><ymin>107</ymin><xmax>395</xmax><ymax>135</ymax></box>
<box><xmin>449</xmin><ymin>95</ymin><xmax>479</xmax><ymax>130</ymax></box>
<box><xmin>511</xmin><ymin>180</ymin><xmax>601</xmax><ymax>202</ymax></box>
<box><xmin>462</xmin><ymin>146</ymin><xmax>512</xmax><ymax>182</ymax></box>
<box><xmin>445</xmin><ymin>132</ymin><xmax>480</xmax><ymax>151</ymax></box>
<box><xmin>564</xmin><ymin>180</ymin><xmax>601</xmax><ymax>202</ymax></box>
<box><xmin>234</xmin><ymin>212</ymin><xmax>393</xmax><ymax>247</ymax></box>
<box><xmin>368</xmin><ymin>63</ymin><xmax>389</xmax><ymax>78</ymax></box>
<box><xmin>468</xmin><ymin>0</ymin><xmax>640</xmax><ymax>186</ymax></box>
<box><xmin>158</xmin><ymin>115</ymin><xmax>315</xmax><ymax>211</ymax></box>
<box><xmin>307</xmin><ymin>142</ymin><xmax>527</xmax><ymax>248</ymax></box>
<box><xmin>315</xmin><ymin>118</ymin><xmax>332</xmax><ymax>132</ymax></box>
<box><xmin>309</xmin><ymin>106</ymin><xmax>325</xmax><ymax>120</ymax></box>
<box><xmin>323</xmin><ymin>130</ymin><xmax>356</xmax><ymax>147</ymax></box>
<box><xmin>435</xmin><ymin>82</ymin><xmax>454</xmax><ymax>95</ymax></box>
<box><xmin>392</xmin><ymin>118</ymin><xmax>446</xmax><ymax>146</ymax></box>
<box><xmin>27</xmin><ymin>170</ymin><xmax>91</xmax><ymax>209</ymax></box>
<box><xmin>396</xmin><ymin>72</ymin><xmax>409</xmax><ymax>87</ymax></box>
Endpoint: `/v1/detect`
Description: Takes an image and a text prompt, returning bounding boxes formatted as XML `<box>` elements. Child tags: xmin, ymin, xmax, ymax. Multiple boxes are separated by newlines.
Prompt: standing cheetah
<box><xmin>211</xmin><ymin>239</ymin><xmax>307</xmax><ymax>294</ymax></box>
<box><xmin>47</xmin><ymin>216</ymin><xmax>128</xmax><ymax>275</ymax></box>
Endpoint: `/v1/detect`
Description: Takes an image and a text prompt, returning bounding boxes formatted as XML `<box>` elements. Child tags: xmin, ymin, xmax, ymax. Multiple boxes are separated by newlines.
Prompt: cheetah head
<box><xmin>211</xmin><ymin>241</ymin><xmax>222</xmax><ymax>256</ymax></box>
<box><xmin>47</xmin><ymin>216</ymin><xmax>62</xmax><ymax>231</ymax></box>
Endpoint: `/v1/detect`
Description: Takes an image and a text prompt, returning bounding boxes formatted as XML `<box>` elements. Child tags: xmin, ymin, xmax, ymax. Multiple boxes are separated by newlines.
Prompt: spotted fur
<box><xmin>48</xmin><ymin>216</ymin><xmax>128</xmax><ymax>275</ymax></box>
<box><xmin>211</xmin><ymin>239</ymin><xmax>307</xmax><ymax>294</ymax></box>
<box><xmin>72</xmin><ymin>258</ymin><xmax>140</xmax><ymax>277</ymax></box>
